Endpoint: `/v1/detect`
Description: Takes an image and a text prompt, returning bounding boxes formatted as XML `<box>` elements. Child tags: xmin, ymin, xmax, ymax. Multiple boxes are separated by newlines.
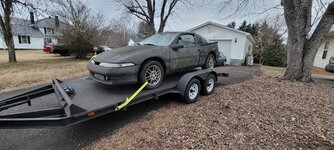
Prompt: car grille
<box><xmin>93</xmin><ymin>73</ymin><xmax>110</xmax><ymax>81</ymax></box>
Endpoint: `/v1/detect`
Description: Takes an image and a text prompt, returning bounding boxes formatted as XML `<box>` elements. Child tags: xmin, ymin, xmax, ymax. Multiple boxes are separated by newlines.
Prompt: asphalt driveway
<box><xmin>0</xmin><ymin>66</ymin><xmax>261</xmax><ymax>150</ymax></box>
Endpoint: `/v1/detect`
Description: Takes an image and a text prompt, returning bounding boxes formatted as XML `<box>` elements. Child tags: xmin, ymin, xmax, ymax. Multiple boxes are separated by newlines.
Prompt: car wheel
<box><xmin>202</xmin><ymin>74</ymin><xmax>216</xmax><ymax>95</ymax></box>
<box><xmin>202</xmin><ymin>54</ymin><xmax>216</xmax><ymax>69</ymax></box>
<box><xmin>181</xmin><ymin>78</ymin><xmax>201</xmax><ymax>103</ymax></box>
<box><xmin>139</xmin><ymin>60</ymin><xmax>164</xmax><ymax>89</ymax></box>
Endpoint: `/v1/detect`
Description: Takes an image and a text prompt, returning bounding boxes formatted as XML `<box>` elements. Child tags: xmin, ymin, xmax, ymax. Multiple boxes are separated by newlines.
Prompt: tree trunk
<box><xmin>283</xmin><ymin>0</ymin><xmax>311</xmax><ymax>81</ymax></box>
<box><xmin>283</xmin><ymin>32</ymin><xmax>305</xmax><ymax>80</ymax></box>
<box><xmin>147</xmin><ymin>20</ymin><xmax>156</xmax><ymax>36</ymax></box>
<box><xmin>5</xmin><ymin>17</ymin><xmax>16</xmax><ymax>62</ymax></box>
<box><xmin>158</xmin><ymin>21</ymin><xmax>166</xmax><ymax>33</ymax></box>
<box><xmin>301</xmin><ymin>2</ymin><xmax>334</xmax><ymax>81</ymax></box>
<box><xmin>0</xmin><ymin>0</ymin><xmax>16</xmax><ymax>62</ymax></box>
<box><xmin>146</xmin><ymin>0</ymin><xmax>156</xmax><ymax>36</ymax></box>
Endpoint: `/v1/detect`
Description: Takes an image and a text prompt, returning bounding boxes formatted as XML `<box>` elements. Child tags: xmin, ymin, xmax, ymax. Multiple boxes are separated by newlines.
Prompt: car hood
<box><xmin>93</xmin><ymin>45</ymin><xmax>161</xmax><ymax>63</ymax></box>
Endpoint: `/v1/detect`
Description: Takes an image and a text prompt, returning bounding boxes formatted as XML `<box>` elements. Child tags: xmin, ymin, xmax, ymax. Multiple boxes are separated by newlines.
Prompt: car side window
<box><xmin>177</xmin><ymin>34</ymin><xmax>196</xmax><ymax>47</ymax></box>
<box><xmin>195</xmin><ymin>35</ymin><xmax>206</xmax><ymax>45</ymax></box>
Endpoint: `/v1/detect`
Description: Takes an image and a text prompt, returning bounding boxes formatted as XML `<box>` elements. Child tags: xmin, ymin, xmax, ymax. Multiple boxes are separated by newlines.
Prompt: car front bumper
<box><xmin>87</xmin><ymin>63</ymin><xmax>140</xmax><ymax>85</ymax></box>
<box><xmin>217</xmin><ymin>57</ymin><xmax>227</xmax><ymax>66</ymax></box>
<box><xmin>325</xmin><ymin>64</ymin><xmax>334</xmax><ymax>73</ymax></box>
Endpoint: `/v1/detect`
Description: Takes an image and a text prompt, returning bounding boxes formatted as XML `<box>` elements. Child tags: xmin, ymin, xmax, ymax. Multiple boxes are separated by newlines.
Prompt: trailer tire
<box><xmin>181</xmin><ymin>78</ymin><xmax>201</xmax><ymax>103</ymax></box>
<box><xmin>202</xmin><ymin>74</ymin><xmax>216</xmax><ymax>95</ymax></box>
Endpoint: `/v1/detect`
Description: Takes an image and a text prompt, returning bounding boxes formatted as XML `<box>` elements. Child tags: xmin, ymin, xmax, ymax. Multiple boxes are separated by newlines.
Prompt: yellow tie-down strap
<box><xmin>115</xmin><ymin>82</ymin><xmax>149</xmax><ymax>111</ymax></box>
<box><xmin>90</xmin><ymin>55</ymin><xmax>97</xmax><ymax>61</ymax></box>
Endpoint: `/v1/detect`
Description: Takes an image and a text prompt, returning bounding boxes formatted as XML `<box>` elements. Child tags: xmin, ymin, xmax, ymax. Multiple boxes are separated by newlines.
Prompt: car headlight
<box><xmin>90</xmin><ymin>60</ymin><xmax>95</xmax><ymax>64</ymax></box>
<box><xmin>99</xmin><ymin>62</ymin><xmax>135</xmax><ymax>68</ymax></box>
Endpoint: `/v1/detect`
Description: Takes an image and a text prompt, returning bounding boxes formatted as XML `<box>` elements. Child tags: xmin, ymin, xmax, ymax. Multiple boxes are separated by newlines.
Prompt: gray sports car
<box><xmin>87</xmin><ymin>32</ymin><xmax>219</xmax><ymax>89</ymax></box>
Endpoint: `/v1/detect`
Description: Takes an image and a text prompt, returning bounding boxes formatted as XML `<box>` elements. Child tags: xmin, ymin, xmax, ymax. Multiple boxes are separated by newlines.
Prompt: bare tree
<box><xmin>282</xmin><ymin>0</ymin><xmax>334</xmax><ymax>81</ymax></box>
<box><xmin>255</xmin><ymin>15</ymin><xmax>286</xmax><ymax>64</ymax></box>
<box><xmin>52</xmin><ymin>0</ymin><xmax>109</xmax><ymax>58</ymax></box>
<box><xmin>137</xmin><ymin>21</ymin><xmax>150</xmax><ymax>38</ymax></box>
<box><xmin>116</xmin><ymin>0</ymin><xmax>188</xmax><ymax>35</ymax></box>
<box><xmin>0</xmin><ymin>0</ymin><xmax>39</xmax><ymax>62</ymax></box>
<box><xmin>0</xmin><ymin>0</ymin><xmax>15</xmax><ymax>62</ymax></box>
<box><xmin>218</xmin><ymin>0</ymin><xmax>334</xmax><ymax>82</ymax></box>
<box><xmin>107</xmin><ymin>16</ymin><xmax>138</xmax><ymax>47</ymax></box>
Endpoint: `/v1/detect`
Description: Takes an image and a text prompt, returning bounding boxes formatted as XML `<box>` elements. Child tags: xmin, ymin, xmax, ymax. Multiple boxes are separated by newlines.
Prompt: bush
<box><xmin>55</xmin><ymin>0</ymin><xmax>109</xmax><ymax>58</ymax></box>
<box><xmin>262</xmin><ymin>43</ymin><xmax>287</xmax><ymax>67</ymax></box>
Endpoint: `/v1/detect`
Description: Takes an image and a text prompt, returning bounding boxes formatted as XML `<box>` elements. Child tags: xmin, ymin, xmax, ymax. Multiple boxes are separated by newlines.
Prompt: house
<box><xmin>0</xmin><ymin>12</ymin><xmax>65</xmax><ymax>50</ymax></box>
<box><xmin>187</xmin><ymin>21</ymin><xmax>255</xmax><ymax>65</ymax></box>
<box><xmin>128</xmin><ymin>38</ymin><xmax>143</xmax><ymax>46</ymax></box>
<box><xmin>313</xmin><ymin>29</ymin><xmax>334</xmax><ymax>68</ymax></box>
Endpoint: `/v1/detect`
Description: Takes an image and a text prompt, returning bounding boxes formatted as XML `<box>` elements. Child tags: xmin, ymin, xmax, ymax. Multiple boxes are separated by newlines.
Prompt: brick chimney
<box><xmin>30</xmin><ymin>12</ymin><xmax>35</xmax><ymax>25</ymax></box>
<box><xmin>55</xmin><ymin>16</ymin><xmax>59</xmax><ymax>28</ymax></box>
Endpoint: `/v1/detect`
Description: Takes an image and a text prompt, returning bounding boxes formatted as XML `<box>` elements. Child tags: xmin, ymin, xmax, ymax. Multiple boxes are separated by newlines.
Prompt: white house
<box><xmin>0</xmin><ymin>13</ymin><xmax>64</xmax><ymax>50</ymax></box>
<box><xmin>314</xmin><ymin>30</ymin><xmax>334</xmax><ymax>68</ymax></box>
<box><xmin>187</xmin><ymin>21</ymin><xmax>255</xmax><ymax>65</ymax></box>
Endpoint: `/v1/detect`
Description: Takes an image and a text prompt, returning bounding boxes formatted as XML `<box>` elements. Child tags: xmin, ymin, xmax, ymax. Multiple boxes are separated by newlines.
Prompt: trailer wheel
<box><xmin>202</xmin><ymin>74</ymin><xmax>216</xmax><ymax>95</ymax></box>
<box><xmin>181</xmin><ymin>78</ymin><xmax>201</xmax><ymax>103</ymax></box>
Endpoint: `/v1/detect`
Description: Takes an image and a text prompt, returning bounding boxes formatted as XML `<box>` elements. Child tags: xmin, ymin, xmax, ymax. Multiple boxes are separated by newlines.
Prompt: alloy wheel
<box><xmin>145</xmin><ymin>65</ymin><xmax>162</xmax><ymax>86</ymax></box>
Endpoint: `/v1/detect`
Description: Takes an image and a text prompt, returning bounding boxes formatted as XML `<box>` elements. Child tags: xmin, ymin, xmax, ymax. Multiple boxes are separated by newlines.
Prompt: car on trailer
<box><xmin>88</xmin><ymin>32</ymin><xmax>219</xmax><ymax>89</ymax></box>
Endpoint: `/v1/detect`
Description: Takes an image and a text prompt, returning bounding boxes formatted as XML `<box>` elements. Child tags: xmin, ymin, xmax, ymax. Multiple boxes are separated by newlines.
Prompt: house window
<box><xmin>18</xmin><ymin>36</ymin><xmax>30</xmax><ymax>44</ymax></box>
<box><xmin>44</xmin><ymin>28</ymin><xmax>55</xmax><ymax>35</ymax></box>
<box><xmin>44</xmin><ymin>38</ymin><xmax>52</xmax><ymax>44</ymax></box>
<box><xmin>322</xmin><ymin>41</ymin><xmax>330</xmax><ymax>59</ymax></box>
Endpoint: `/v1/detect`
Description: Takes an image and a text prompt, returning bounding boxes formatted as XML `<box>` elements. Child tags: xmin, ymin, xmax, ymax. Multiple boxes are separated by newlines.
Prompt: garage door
<box><xmin>215</xmin><ymin>40</ymin><xmax>232</xmax><ymax>64</ymax></box>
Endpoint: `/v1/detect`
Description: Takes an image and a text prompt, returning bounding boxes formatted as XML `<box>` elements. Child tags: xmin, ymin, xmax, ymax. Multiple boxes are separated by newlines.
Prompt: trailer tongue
<box><xmin>0</xmin><ymin>69</ymin><xmax>228</xmax><ymax>129</ymax></box>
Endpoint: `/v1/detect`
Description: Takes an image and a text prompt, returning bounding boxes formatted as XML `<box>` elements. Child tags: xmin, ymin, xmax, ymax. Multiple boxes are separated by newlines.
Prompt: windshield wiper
<box><xmin>143</xmin><ymin>43</ymin><xmax>156</xmax><ymax>46</ymax></box>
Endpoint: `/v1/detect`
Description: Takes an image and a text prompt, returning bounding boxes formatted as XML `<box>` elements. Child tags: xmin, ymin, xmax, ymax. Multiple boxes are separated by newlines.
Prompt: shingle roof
<box><xmin>36</xmin><ymin>17</ymin><xmax>66</xmax><ymax>28</ymax></box>
<box><xmin>9</xmin><ymin>17</ymin><xmax>66</xmax><ymax>37</ymax></box>
<box><xmin>12</xmin><ymin>24</ymin><xmax>44</xmax><ymax>37</ymax></box>
<box><xmin>11</xmin><ymin>17</ymin><xmax>30</xmax><ymax>25</ymax></box>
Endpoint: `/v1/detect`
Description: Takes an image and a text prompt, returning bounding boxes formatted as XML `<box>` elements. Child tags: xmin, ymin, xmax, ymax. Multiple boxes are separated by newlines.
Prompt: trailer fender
<box><xmin>176</xmin><ymin>70</ymin><xmax>217</xmax><ymax>96</ymax></box>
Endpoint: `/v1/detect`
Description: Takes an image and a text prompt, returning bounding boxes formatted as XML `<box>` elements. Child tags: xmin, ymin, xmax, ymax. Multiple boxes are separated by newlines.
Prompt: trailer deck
<box><xmin>64</xmin><ymin>73</ymin><xmax>181</xmax><ymax>112</ymax></box>
<box><xmin>0</xmin><ymin>69</ymin><xmax>228</xmax><ymax>128</ymax></box>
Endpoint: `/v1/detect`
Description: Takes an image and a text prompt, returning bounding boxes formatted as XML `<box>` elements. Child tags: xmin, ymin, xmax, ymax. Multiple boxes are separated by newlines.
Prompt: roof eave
<box><xmin>187</xmin><ymin>21</ymin><xmax>252</xmax><ymax>35</ymax></box>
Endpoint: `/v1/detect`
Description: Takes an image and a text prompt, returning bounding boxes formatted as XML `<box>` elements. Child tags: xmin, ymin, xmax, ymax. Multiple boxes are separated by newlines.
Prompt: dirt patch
<box><xmin>86</xmin><ymin>68</ymin><xmax>334</xmax><ymax>149</ymax></box>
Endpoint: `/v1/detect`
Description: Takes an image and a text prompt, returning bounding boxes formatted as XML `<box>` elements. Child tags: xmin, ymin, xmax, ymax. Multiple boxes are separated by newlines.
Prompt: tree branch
<box><xmin>309</xmin><ymin>2</ymin><xmax>334</xmax><ymax>47</ymax></box>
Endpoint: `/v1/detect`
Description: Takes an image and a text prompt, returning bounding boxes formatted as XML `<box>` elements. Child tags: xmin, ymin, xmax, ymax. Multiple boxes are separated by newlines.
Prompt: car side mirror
<box><xmin>171</xmin><ymin>44</ymin><xmax>184</xmax><ymax>50</ymax></box>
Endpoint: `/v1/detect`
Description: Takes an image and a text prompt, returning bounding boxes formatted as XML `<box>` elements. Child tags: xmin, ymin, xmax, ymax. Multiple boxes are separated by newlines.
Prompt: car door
<box><xmin>172</xmin><ymin>34</ymin><xmax>200</xmax><ymax>70</ymax></box>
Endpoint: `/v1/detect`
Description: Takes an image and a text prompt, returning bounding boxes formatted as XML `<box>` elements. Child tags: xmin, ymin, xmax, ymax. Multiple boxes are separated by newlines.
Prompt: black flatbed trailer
<box><xmin>0</xmin><ymin>69</ymin><xmax>228</xmax><ymax>129</ymax></box>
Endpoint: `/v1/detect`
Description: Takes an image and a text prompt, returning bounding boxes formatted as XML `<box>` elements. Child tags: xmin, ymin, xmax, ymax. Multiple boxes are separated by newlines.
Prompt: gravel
<box><xmin>86</xmin><ymin>68</ymin><xmax>334</xmax><ymax>149</ymax></box>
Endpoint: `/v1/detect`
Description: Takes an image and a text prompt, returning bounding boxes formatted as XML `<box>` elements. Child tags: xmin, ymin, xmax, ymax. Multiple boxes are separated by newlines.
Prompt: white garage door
<box><xmin>215</xmin><ymin>40</ymin><xmax>232</xmax><ymax>64</ymax></box>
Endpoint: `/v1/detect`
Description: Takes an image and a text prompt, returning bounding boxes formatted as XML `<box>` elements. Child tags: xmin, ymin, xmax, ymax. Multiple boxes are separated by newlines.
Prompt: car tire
<box><xmin>202</xmin><ymin>74</ymin><xmax>216</xmax><ymax>96</ymax></box>
<box><xmin>181</xmin><ymin>78</ymin><xmax>201</xmax><ymax>104</ymax></box>
<box><xmin>202</xmin><ymin>54</ymin><xmax>216</xmax><ymax>69</ymax></box>
<box><xmin>139</xmin><ymin>60</ymin><xmax>164</xmax><ymax>89</ymax></box>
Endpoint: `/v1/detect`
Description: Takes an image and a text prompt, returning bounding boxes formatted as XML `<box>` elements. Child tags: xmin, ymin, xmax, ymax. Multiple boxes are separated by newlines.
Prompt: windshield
<box><xmin>140</xmin><ymin>33</ymin><xmax>177</xmax><ymax>46</ymax></box>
